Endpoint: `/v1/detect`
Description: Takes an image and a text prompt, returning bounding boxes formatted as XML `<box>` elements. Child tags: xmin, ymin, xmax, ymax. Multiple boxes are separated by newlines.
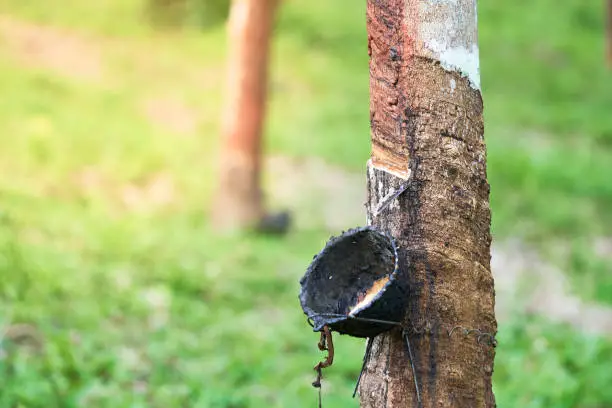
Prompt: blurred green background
<box><xmin>0</xmin><ymin>0</ymin><xmax>611</xmax><ymax>407</ymax></box>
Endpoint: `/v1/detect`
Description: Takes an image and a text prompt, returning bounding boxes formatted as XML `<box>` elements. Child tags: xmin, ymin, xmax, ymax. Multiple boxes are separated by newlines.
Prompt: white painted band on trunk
<box><xmin>413</xmin><ymin>0</ymin><xmax>481</xmax><ymax>89</ymax></box>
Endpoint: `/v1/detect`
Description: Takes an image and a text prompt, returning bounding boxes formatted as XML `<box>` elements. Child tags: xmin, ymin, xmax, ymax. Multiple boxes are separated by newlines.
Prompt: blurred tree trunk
<box><xmin>359</xmin><ymin>1</ymin><xmax>497</xmax><ymax>407</ymax></box>
<box><xmin>212</xmin><ymin>0</ymin><xmax>279</xmax><ymax>230</ymax></box>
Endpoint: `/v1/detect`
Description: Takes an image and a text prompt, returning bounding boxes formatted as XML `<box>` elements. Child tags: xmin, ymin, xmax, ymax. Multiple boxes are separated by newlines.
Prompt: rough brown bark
<box><xmin>212</xmin><ymin>0</ymin><xmax>278</xmax><ymax>230</ymax></box>
<box><xmin>358</xmin><ymin>1</ymin><xmax>497</xmax><ymax>407</ymax></box>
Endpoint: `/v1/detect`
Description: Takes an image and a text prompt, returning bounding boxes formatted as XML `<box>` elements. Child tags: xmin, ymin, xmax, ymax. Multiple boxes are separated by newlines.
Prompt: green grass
<box><xmin>0</xmin><ymin>0</ymin><xmax>611</xmax><ymax>406</ymax></box>
<box><xmin>494</xmin><ymin>316</ymin><xmax>612</xmax><ymax>408</ymax></box>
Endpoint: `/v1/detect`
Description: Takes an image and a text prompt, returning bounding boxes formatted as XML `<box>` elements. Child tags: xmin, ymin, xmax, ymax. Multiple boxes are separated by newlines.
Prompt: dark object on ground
<box><xmin>256</xmin><ymin>211</ymin><xmax>292</xmax><ymax>235</ymax></box>
<box><xmin>299</xmin><ymin>226</ymin><xmax>407</xmax><ymax>338</ymax></box>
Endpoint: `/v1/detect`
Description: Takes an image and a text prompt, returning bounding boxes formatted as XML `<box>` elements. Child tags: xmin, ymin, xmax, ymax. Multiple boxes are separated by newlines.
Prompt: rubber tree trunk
<box><xmin>359</xmin><ymin>1</ymin><xmax>497</xmax><ymax>406</ymax></box>
<box><xmin>212</xmin><ymin>0</ymin><xmax>278</xmax><ymax>230</ymax></box>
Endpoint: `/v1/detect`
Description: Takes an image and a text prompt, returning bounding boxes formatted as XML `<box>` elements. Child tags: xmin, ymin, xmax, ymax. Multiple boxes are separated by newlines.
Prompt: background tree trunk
<box><xmin>359</xmin><ymin>1</ymin><xmax>497</xmax><ymax>406</ymax></box>
<box><xmin>212</xmin><ymin>0</ymin><xmax>278</xmax><ymax>230</ymax></box>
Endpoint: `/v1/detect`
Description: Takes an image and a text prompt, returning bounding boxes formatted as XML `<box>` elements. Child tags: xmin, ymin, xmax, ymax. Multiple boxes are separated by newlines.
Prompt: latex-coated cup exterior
<box><xmin>299</xmin><ymin>227</ymin><xmax>407</xmax><ymax>338</ymax></box>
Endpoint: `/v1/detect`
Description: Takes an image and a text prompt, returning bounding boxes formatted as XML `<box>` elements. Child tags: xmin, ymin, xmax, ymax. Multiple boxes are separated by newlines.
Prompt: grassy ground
<box><xmin>0</xmin><ymin>0</ymin><xmax>611</xmax><ymax>407</ymax></box>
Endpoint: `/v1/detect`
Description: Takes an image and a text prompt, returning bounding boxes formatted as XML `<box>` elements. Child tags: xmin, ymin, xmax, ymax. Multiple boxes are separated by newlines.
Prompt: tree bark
<box><xmin>212</xmin><ymin>0</ymin><xmax>278</xmax><ymax>230</ymax></box>
<box><xmin>359</xmin><ymin>1</ymin><xmax>497</xmax><ymax>407</ymax></box>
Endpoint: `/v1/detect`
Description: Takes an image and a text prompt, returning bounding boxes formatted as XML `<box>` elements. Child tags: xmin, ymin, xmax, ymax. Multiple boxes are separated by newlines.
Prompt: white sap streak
<box><xmin>416</xmin><ymin>0</ymin><xmax>481</xmax><ymax>90</ymax></box>
<box><xmin>427</xmin><ymin>41</ymin><xmax>481</xmax><ymax>89</ymax></box>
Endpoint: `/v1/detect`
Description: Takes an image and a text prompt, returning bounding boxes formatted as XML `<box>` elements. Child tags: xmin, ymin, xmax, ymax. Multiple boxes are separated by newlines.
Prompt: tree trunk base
<box><xmin>211</xmin><ymin>151</ymin><xmax>263</xmax><ymax>231</ymax></box>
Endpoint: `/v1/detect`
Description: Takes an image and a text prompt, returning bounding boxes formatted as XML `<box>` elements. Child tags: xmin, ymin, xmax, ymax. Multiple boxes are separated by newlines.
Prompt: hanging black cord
<box><xmin>353</xmin><ymin>337</ymin><xmax>374</xmax><ymax>398</ymax></box>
